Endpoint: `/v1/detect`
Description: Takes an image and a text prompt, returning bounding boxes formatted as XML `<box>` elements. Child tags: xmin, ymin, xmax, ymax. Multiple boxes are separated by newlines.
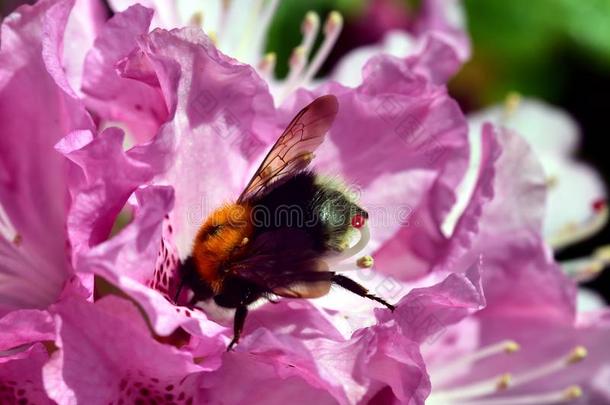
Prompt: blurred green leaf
<box><xmin>457</xmin><ymin>0</ymin><xmax>610</xmax><ymax>105</ymax></box>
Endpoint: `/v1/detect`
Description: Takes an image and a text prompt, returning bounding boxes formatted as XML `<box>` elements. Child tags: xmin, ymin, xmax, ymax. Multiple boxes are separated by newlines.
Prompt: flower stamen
<box><xmin>429</xmin><ymin>373</ymin><xmax>516</xmax><ymax>403</ymax></box>
<box><xmin>280</xmin><ymin>11</ymin><xmax>343</xmax><ymax>102</ymax></box>
<box><xmin>444</xmin><ymin>386</ymin><xmax>582</xmax><ymax>405</ymax></box>
<box><xmin>431</xmin><ymin>340</ymin><xmax>520</xmax><ymax>386</ymax></box>
<box><xmin>282</xmin><ymin>12</ymin><xmax>321</xmax><ymax>94</ymax></box>
<box><xmin>258</xmin><ymin>52</ymin><xmax>277</xmax><ymax>80</ymax></box>
<box><xmin>248</xmin><ymin>0</ymin><xmax>280</xmax><ymax>63</ymax></box>
<box><xmin>549</xmin><ymin>200</ymin><xmax>608</xmax><ymax>250</ymax></box>
<box><xmin>356</xmin><ymin>255</ymin><xmax>374</xmax><ymax>269</ymax></box>
<box><xmin>501</xmin><ymin>91</ymin><xmax>522</xmax><ymax>122</ymax></box>
<box><xmin>429</xmin><ymin>346</ymin><xmax>588</xmax><ymax>405</ymax></box>
<box><xmin>189</xmin><ymin>11</ymin><xmax>204</xmax><ymax>28</ymax></box>
<box><xmin>510</xmin><ymin>346</ymin><xmax>587</xmax><ymax>388</ymax></box>
<box><xmin>301</xmin><ymin>11</ymin><xmax>343</xmax><ymax>87</ymax></box>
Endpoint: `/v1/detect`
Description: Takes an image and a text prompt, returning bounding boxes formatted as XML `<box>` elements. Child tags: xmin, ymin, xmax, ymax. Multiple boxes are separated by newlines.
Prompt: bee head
<box><xmin>192</xmin><ymin>203</ymin><xmax>253</xmax><ymax>285</ymax></box>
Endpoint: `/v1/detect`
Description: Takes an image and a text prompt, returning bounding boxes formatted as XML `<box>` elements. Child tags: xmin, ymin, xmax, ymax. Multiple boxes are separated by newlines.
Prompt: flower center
<box><xmin>428</xmin><ymin>341</ymin><xmax>587</xmax><ymax>405</ymax></box>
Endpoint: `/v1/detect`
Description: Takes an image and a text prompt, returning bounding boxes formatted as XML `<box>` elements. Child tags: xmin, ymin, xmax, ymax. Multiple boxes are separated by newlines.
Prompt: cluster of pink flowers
<box><xmin>1</xmin><ymin>0</ymin><xmax>608</xmax><ymax>404</ymax></box>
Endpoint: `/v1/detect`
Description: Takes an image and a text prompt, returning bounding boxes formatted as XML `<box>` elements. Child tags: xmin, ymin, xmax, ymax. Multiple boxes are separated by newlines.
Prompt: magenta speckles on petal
<box><xmin>43</xmin><ymin>296</ymin><xmax>203</xmax><ymax>404</ymax></box>
<box><xmin>149</xmin><ymin>217</ymin><xmax>181</xmax><ymax>299</ymax></box>
<box><xmin>0</xmin><ymin>344</ymin><xmax>52</xmax><ymax>405</ymax></box>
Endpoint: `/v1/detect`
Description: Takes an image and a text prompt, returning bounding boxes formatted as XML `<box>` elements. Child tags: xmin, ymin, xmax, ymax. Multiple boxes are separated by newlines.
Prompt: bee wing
<box><xmin>237</xmin><ymin>95</ymin><xmax>338</xmax><ymax>202</ymax></box>
<box><xmin>229</xmin><ymin>229</ymin><xmax>332</xmax><ymax>299</ymax></box>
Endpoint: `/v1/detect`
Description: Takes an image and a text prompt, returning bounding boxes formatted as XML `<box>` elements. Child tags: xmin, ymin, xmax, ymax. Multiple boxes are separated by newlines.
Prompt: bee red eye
<box><xmin>351</xmin><ymin>214</ymin><xmax>366</xmax><ymax>229</ymax></box>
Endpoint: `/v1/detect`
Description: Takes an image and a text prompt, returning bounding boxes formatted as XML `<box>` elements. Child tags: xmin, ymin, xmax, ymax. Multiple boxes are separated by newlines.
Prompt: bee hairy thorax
<box><xmin>189</xmin><ymin>171</ymin><xmax>366</xmax><ymax>296</ymax></box>
<box><xmin>191</xmin><ymin>203</ymin><xmax>254</xmax><ymax>293</ymax></box>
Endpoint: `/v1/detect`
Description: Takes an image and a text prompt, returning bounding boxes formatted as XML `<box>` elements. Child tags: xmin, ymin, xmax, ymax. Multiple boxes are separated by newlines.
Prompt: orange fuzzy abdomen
<box><xmin>192</xmin><ymin>203</ymin><xmax>253</xmax><ymax>292</ymax></box>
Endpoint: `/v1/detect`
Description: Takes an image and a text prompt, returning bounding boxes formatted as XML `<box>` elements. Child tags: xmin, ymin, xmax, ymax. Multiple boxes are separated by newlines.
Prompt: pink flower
<box><xmin>47</xmin><ymin>1</ymin><xmax>482</xmax><ymax>402</ymax></box>
<box><xmin>4</xmin><ymin>1</ymin><xmax>606</xmax><ymax>404</ymax></box>
<box><xmin>469</xmin><ymin>97</ymin><xmax>607</xmax><ymax>245</ymax></box>
<box><xmin>468</xmin><ymin>96</ymin><xmax>609</xmax><ymax>287</ymax></box>
<box><xmin>418</xmin><ymin>127</ymin><xmax>610</xmax><ymax>404</ymax></box>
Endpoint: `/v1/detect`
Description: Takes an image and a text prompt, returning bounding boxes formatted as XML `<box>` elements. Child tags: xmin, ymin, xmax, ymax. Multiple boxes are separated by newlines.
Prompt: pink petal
<box><xmin>125</xmin><ymin>28</ymin><xmax>275</xmax><ymax>256</ymax></box>
<box><xmin>200</xmin><ymin>351</ymin><xmax>338</xmax><ymax>405</ymax></box>
<box><xmin>74</xmin><ymin>185</ymin><xmax>226</xmax><ymax>349</ymax></box>
<box><xmin>204</xmin><ymin>300</ymin><xmax>430</xmax><ymax>404</ymax></box>
<box><xmin>440</xmin><ymin>123</ymin><xmax>501</xmax><ymax>270</ymax></box>
<box><xmin>108</xmin><ymin>0</ymin><xmax>182</xmax><ymax>29</ymax></box>
<box><xmin>432</xmin><ymin>310</ymin><xmax>610</xmax><ymax>403</ymax></box>
<box><xmin>0</xmin><ymin>309</ymin><xmax>54</xmax><ymax>351</ymax></box>
<box><xmin>0</xmin><ymin>0</ymin><xmax>93</xmax><ymax>314</ymax></box>
<box><xmin>333</xmin><ymin>0</ymin><xmax>470</xmax><ymax>87</ymax></box>
<box><xmin>44</xmin><ymin>296</ymin><xmax>203</xmax><ymax>404</ymax></box>
<box><xmin>82</xmin><ymin>4</ymin><xmax>169</xmax><ymax>143</ymax></box>
<box><xmin>465</xmin><ymin>129</ymin><xmax>576</xmax><ymax>322</ymax></box>
<box><xmin>468</xmin><ymin>98</ymin><xmax>607</xmax><ymax>239</ymax></box>
<box><xmin>411</xmin><ymin>0</ymin><xmax>470</xmax><ymax>83</ymax></box>
<box><xmin>379</xmin><ymin>262</ymin><xmax>485</xmax><ymax>344</ymax></box>
<box><xmin>0</xmin><ymin>343</ymin><xmax>52</xmax><ymax>404</ymax></box>
<box><xmin>58</xmin><ymin>127</ymin><xmax>165</xmax><ymax>255</ymax></box>
<box><xmin>62</xmin><ymin>0</ymin><xmax>107</xmax><ymax>95</ymax></box>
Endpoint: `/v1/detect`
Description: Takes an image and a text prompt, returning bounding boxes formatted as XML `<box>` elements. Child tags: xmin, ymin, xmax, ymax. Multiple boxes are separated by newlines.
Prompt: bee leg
<box><xmin>227</xmin><ymin>305</ymin><xmax>248</xmax><ymax>351</ymax></box>
<box><xmin>331</xmin><ymin>274</ymin><xmax>395</xmax><ymax>311</ymax></box>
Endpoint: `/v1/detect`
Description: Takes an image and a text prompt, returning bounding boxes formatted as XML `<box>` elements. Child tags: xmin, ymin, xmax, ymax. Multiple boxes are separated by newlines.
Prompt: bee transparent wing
<box><xmin>237</xmin><ymin>95</ymin><xmax>338</xmax><ymax>202</ymax></box>
<box><xmin>229</xmin><ymin>229</ymin><xmax>332</xmax><ymax>298</ymax></box>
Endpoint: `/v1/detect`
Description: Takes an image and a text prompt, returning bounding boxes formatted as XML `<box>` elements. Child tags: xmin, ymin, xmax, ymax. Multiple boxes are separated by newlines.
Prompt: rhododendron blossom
<box><xmin>1</xmin><ymin>0</ymin><xmax>609</xmax><ymax>404</ymax></box>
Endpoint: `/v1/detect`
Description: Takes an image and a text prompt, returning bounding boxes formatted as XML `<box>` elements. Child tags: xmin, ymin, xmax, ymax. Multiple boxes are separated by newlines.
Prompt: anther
<box><xmin>567</xmin><ymin>346</ymin><xmax>587</xmax><ymax>364</ymax></box>
<box><xmin>504</xmin><ymin>341</ymin><xmax>520</xmax><ymax>353</ymax></box>
<box><xmin>564</xmin><ymin>385</ymin><xmax>583</xmax><ymax>400</ymax></box>
<box><xmin>502</xmin><ymin>91</ymin><xmax>521</xmax><ymax>121</ymax></box>
<box><xmin>357</xmin><ymin>255</ymin><xmax>374</xmax><ymax>268</ymax></box>
<box><xmin>258</xmin><ymin>52</ymin><xmax>277</xmax><ymax>78</ymax></box>
<box><xmin>496</xmin><ymin>373</ymin><xmax>511</xmax><ymax>391</ymax></box>
<box><xmin>300</xmin><ymin>11</ymin><xmax>343</xmax><ymax>86</ymax></box>
<box><xmin>430</xmin><ymin>340</ymin><xmax>520</xmax><ymax>387</ymax></box>
<box><xmin>208</xmin><ymin>31</ymin><xmax>218</xmax><ymax>46</ymax></box>
<box><xmin>189</xmin><ymin>11</ymin><xmax>204</xmax><ymax>27</ymax></box>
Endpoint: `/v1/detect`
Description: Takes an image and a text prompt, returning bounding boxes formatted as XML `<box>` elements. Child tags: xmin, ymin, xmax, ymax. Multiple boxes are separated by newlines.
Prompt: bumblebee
<box><xmin>175</xmin><ymin>95</ymin><xmax>394</xmax><ymax>350</ymax></box>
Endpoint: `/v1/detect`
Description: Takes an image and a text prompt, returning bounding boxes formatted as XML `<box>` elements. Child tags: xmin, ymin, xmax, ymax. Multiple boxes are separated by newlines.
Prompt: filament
<box><xmin>429</xmin><ymin>345</ymin><xmax>588</xmax><ymax>405</ymax></box>
<box><xmin>549</xmin><ymin>201</ymin><xmax>608</xmax><ymax>250</ymax></box>
<box><xmin>430</xmin><ymin>340</ymin><xmax>520</xmax><ymax>386</ymax></box>
<box><xmin>451</xmin><ymin>386</ymin><xmax>582</xmax><ymax>405</ymax></box>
